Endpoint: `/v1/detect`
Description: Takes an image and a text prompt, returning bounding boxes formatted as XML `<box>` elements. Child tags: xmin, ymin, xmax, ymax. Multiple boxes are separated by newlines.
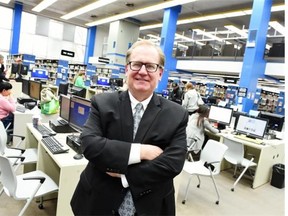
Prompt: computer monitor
<box><xmin>109</xmin><ymin>78</ymin><xmax>123</xmax><ymax>87</ymax></box>
<box><xmin>29</xmin><ymin>80</ymin><xmax>42</xmax><ymax>100</ymax></box>
<box><xmin>21</xmin><ymin>78</ymin><xmax>30</xmax><ymax>96</ymax></box>
<box><xmin>11</xmin><ymin>63</ymin><xmax>20</xmax><ymax>74</ymax></box>
<box><xmin>235</xmin><ymin>115</ymin><xmax>268</xmax><ymax>139</ymax></box>
<box><xmin>208</xmin><ymin>105</ymin><xmax>233</xmax><ymax>129</ymax></box>
<box><xmin>20</xmin><ymin>64</ymin><xmax>29</xmax><ymax>75</ymax></box>
<box><xmin>97</xmin><ymin>77</ymin><xmax>110</xmax><ymax>87</ymax></box>
<box><xmin>249</xmin><ymin>110</ymin><xmax>260</xmax><ymax>117</ymax></box>
<box><xmin>232</xmin><ymin>111</ymin><xmax>247</xmax><ymax>130</ymax></box>
<box><xmin>31</xmin><ymin>68</ymin><xmax>49</xmax><ymax>80</ymax></box>
<box><xmin>58</xmin><ymin>82</ymin><xmax>69</xmax><ymax>96</ymax></box>
<box><xmin>59</xmin><ymin>94</ymin><xmax>70</xmax><ymax>122</ymax></box>
<box><xmin>69</xmin><ymin>96</ymin><xmax>91</xmax><ymax>132</ymax></box>
<box><xmin>90</xmin><ymin>75</ymin><xmax>98</xmax><ymax>86</ymax></box>
<box><xmin>259</xmin><ymin>111</ymin><xmax>285</xmax><ymax>132</ymax></box>
<box><xmin>71</xmin><ymin>86</ymin><xmax>86</xmax><ymax>98</ymax></box>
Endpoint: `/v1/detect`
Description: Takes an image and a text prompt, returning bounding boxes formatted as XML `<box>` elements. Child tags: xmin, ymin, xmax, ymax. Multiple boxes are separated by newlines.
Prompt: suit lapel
<box><xmin>119</xmin><ymin>91</ymin><xmax>134</xmax><ymax>141</ymax></box>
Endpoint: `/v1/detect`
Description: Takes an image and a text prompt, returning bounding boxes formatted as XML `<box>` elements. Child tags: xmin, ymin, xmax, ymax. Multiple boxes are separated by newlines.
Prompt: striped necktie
<box><xmin>118</xmin><ymin>103</ymin><xmax>143</xmax><ymax>216</ymax></box>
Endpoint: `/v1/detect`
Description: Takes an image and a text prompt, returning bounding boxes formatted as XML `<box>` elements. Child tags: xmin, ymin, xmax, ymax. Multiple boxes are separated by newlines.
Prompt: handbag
<box><xmin>197</xmin><ymin>93</ymin><xmax>204</xmax><ymax>105</ymax></box>
<box><xmin>40</xmin><ymin>87</ymin><xmax>59</xmax><ymax>114</ymax></box>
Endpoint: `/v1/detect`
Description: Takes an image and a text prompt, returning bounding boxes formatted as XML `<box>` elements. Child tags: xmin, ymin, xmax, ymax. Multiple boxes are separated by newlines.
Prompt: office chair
<box><xmin>182</xmin><ymin>139</ymin><xmax>228</xmax><ymax>205</ymax></box>
<box><xmin>0</xmin><ymin>155</ymin><xmax>58</xmax><ymax>216</ymax></box>
<box><xmin>222</xmin><ymin>137</ymin><xmax>257</xmax><ymax>191</ymax></box>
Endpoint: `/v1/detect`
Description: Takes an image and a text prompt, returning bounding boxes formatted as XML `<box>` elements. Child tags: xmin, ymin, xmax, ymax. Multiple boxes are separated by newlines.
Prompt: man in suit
<box><xmin>71</xmin><ymin>40</ymin><xmax>189</xmax><ymax>215</ymax></box>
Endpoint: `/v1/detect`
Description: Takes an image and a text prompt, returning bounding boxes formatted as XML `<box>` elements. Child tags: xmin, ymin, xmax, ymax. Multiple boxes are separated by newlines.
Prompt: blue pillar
<box><xmin>10</xmin><ymin>2</ymin><xmax>23</xmax><ymax>54</ymax></box>
<box><xmin>84</xmin><ymin>26</ymin><xmax>97</xmax><ymax>64</ymax></box>
<box><xmin>239</xmin><ymin>0</ymin><xmax>272</xmax><ymax>112</ymax></box>
<box><xmin>155</xmin><ymin>6</ymin><xmax>181</xmax><ymax>93</ymax></box>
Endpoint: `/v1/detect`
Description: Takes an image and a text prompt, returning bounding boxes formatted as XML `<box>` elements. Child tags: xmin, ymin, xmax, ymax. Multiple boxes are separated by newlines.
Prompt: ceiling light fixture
<box><xmin>32</xmin><ymin>0</ymin><xmax>58</xmax><ymax>12</ymax></box>
<box><xmin>140</xmin><ymin>4</ymin><xmax>284</xmax><ymax>30</ymax></box>
<box><xmin>86</xmin><ymin>0</ymin><xmax>198</xmax><ymax>26</ymax></box>
<box><xmin>61</xmin><ymin>0</ymin><xmax>117</xmax><ymax>20</ymax></box>
<box><xmin>269</xmin><ymin>21</ymin><xmax>285</xmax><ymax>35</ymax></box>
<box><xmin>224</xmin><ymin>25</ymin><xmax>248</xmax><ymax>37</ymax></box>
<box><xmin>193</xmin><ymin>29</ymin><xmax>224</xmax><ymax>42</ymax></box>
<box><xmin>0</xmin><ymin>0</ymin><xmax>10</xmax><ymax>4</ymax></box>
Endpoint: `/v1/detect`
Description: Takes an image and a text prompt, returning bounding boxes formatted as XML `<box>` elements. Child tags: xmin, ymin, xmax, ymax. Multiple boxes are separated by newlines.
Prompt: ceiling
<box><xmin>2</xmin><ymin>0</ymin><xmax>285</xmax><ymax>46</ymax></box>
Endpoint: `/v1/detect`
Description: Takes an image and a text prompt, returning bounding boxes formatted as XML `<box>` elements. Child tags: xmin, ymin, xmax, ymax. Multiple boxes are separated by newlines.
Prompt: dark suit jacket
<box><xmin>71</xmin><ymin>91</ymin><xmax>188</xmax><ymax>215</ymax></box>
<box><xmin>0</xmin><ymin>64</ymin><xmax>9</xmax><ymax>82</ymax></box>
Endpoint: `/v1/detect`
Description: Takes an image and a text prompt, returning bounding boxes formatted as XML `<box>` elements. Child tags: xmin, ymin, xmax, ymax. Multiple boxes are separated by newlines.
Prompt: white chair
<box><xmin>0</xmin><ymin>155</ymin><xmax>58</xmax><ymax>216</ymax></box>
<box><xmin>0</xmin><ymin>121</ymin><xmax>37</xmax><ymax>169</ymax></box>
<box><xmin>222</xmin><ymin>137</ymin><xmax>257</xmax><ymax>191</ymax></box>
<box><xmin>182</xmin><ymin>139</ymin><xmax>228</xmax><ymax>205</ymax></box>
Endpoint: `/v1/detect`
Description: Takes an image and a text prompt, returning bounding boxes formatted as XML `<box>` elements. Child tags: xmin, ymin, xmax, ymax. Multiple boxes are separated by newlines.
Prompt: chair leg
<box><xmin>182</xmin><ymin>175</ymin><xmax>193</xmax><ymax>204</ymax></box>
<box><xmin>231</xmin><ymin>158</ymin><xmax>254</xmax><ymax>192</ymax></box>
<box><xmin>196</xmin><ymin>175</ymin><xmax>201</xmax><ymax>188</ymax></box>
<box><xmin>210</xmin><ymin>172</ymin><xmax>220</xmax><ymax>205</ymax></box>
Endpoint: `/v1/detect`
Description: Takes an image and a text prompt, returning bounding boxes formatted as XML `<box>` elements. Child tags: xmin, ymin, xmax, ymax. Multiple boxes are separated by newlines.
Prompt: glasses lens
<box><xmin>146</xmin><ymin>63</ymin><xmax>158</xmax><ymax>72</ymax></box>
<box><xmin>129</xmin><ymin>62</ymin><xmax>159</xmax><ymax>73</ymax></box>
<box><xmin>130</xmin><ymin>62</ymin><xmax>142</xmax><ymax>71</ymax></box>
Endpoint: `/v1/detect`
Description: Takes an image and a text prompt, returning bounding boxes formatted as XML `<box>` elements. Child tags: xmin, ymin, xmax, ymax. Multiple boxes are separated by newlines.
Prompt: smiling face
<box><xmin>125</xmin><ymin>42</ymin><xmax>164</xmax><ymax>101</ymax></box>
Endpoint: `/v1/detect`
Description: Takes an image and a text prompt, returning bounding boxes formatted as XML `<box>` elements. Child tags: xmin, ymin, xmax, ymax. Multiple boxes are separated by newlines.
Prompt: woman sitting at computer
<box><xmin>73</xmin><ymin>69</ymin><xmax>87</xmax><ymax>88</ymax></box>
<box><xmin>0</xmin><ymin>82</ymin><xmax>16</xmax><ymax>131</ymax></box>
<box><xmin>186</xmin><ymin>105</ymin><xmax>220</xmax><ymax>154</ymax></box>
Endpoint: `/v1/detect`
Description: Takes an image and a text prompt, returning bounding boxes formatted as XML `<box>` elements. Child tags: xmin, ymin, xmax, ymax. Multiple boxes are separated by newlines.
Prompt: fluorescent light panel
<box><xmin>224</xmin><ymin>25</ymin><xmax>248</xmax><ymax>37</ymax></box>
<box><xmin>0</xmin><ymin>0</ymin><xmax>10</xmax><ymax>4</ymax></box>
<box><xmin>269</xmin><ymin>21</ymin><xmax>285</xmax><ymax>35</ymax></box>
<box><xmin>32</xmin><ymin>0</ymin><xmax>58</xmax><ymax>12</ymax></box>
<box><xmin>61</xmin><ymin>0</ymin><xmax>118</xmax><ymax>20</ymax></box>
<box><xmin>86</xmin><ymin>0</ymin><xmax>198</xmax><ymax>26</ymax></box>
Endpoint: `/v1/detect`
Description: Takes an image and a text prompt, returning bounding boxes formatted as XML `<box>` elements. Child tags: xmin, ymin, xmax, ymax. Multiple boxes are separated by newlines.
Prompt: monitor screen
<box><xmin>109</xmin><ymin>78</ymin><xmax>123</xmax><ymax>87</ymax></box>
<box><xmin>58</xmin><ymin>82</ymin><xmax>69</xmax><ymax>96</ymax></box>
<box><xmin>21</xmin><ymin>78</ymin><xmax>30</xmax><ymax>96</ymax></box>
<box><xmin>259</xmin><ymin>111</ymin><xmax>285</xmax><ymax>132</ymax></box>
<box><xmin>71</xmin><ymin>86</ymin><xmax>86</xmax><ymax>98</ymax></box>
<box><xmin>11</xmin><ymin>63</ymin><xmax>20</xmax><ymax>74</ymax></box>
<box><xmin>31</xmin><ymin>68</ymin><xmax>49</xmax><ymax>80</ymax></box>
<box><xmin>249</xmin><ymin>110</ymin><xmax>260</xmax><ymax>117</ymax></box>
<box><xmin>90</xmin><ymin>75</ymin><xmax>98</xmax><ymax>86</ymax></box>
<box><xmin>232</xmin><ymin>111</ymin><xmax>247</xmax><ymax>129</ymax></box>
<box><xmin>69</xmin><ymin>96</ymin><xmax>91</xmax><ymax>132</ymax></box>
<box><xmin>235</xmin><ymin>115</ymin><xmax>268</xmax><ymax>139</ymax></box>
<box><xmin>20</xmin><ymin>64</ymin><xmax>29</xmax><ymax>75</ymax></box>
<box><xmin>97</xmin><ymin>77</ymin><xmax>110</xmax><ymax>87</ymax></box>
<box><xmin>29</xmin><ymin>80</ymin><xmax>42</xmax><ymax>100</ymax></box>
<box><xmin>59</xmin><ymin>94</ymin><xmax>70</xmax><ymax>121</ymax></box>
<box><xmin>209</xmin><ymin>105</ymin><xmax>233</xmax><ymax>126</ymax></box>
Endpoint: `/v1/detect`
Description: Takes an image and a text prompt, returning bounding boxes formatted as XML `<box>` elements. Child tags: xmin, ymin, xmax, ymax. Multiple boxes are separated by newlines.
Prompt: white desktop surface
<box><xmin>26</xmin><ymin>123</ymin><xmax>87</xmax><ymax>216</ymax></box>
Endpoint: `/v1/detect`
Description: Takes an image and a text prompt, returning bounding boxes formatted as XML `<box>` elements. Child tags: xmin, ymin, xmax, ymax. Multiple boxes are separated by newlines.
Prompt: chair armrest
<box><xmin>9</xmin><ymin>134</ymin><xmax>25</xmax><ymax>141</ymax></box>
<box><xmin>7</xmin><ymin>147</ymin><xmax>25</xmax><ymax>154</ymax></box>
<box><xmin>7</xmin><ymin>156</ymin><xmax>25</xmax><ymax>162</ymax></box>
<box><xmin>23</xmin><ymin>177</ymin><xmax>46</xmax><ymax>184</ymax></box>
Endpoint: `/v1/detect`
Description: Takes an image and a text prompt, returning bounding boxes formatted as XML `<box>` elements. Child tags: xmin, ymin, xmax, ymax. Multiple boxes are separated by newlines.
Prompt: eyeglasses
<box><xmin>128</xmin><ymin>61</ymin><xmax>162</xmax><ymax>73</ymax></box>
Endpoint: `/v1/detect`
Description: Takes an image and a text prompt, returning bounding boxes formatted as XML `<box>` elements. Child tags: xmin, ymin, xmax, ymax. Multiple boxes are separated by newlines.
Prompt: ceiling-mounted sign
<box><xmin>61</xmin><ymin>49</ymin><xmax>75</xmax><ymax>57</ymax></box>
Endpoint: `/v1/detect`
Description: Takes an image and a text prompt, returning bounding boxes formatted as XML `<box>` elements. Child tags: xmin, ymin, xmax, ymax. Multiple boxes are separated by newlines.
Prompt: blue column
<box><xmin>84</xmin><ymin>26</ymin><xmax>97</xmax><ymax>64</ymax></box>
<box><xmin>155</xmin><ymin>6</ymin><xmax>181</xmax><ymax>93</ymax></box>
<box><xmin>239</xmin><ymin>0</ymin><xmax>272</xmax><ymax>112</ymax></box>
<box><xmin>10</xmin><ymin>2</ymin><xmax>23</xmax><ymax>54</ymax></box>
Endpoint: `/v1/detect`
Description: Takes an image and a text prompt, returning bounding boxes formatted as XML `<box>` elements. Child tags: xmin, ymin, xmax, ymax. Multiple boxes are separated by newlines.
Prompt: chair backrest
<box><xmin>222</xmin><ymin>137</ymin><xmax>244</xmax><ymax>164</ymax></box>
<box><xmin>0</xmin><ymin>155</ymin><xmax>17</xmax><ymax>197</ymax></box>
<box><xmin>200</xmin><ymin>139</ymin><xmax>228</xmax><ymax>174</ymax></box>
<box><xmin>0</xmin><ymin>121</ymin><xmax>8</xmax><ymax>155</ymax></box>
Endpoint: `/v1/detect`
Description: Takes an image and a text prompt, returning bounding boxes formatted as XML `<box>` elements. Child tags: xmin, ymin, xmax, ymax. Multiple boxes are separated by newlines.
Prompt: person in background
<box><xmin>186</xmin><ymin>105</ymin><xmax>219</xmax><ymax>155</ymax></box>
<box><xmin>0</xmin><ymin>82</ymin><xmax>16</xmax><ymax>131</ymax></box>
<box><xmin>73</xmin><ymin>69</ymin><xmax>87</xmax><ymax>88</ymax></box>
<box><xmin>70</xmin><ymin>40</ymin><xmax>189</xmax><ymax>215</ymax></box>
<box><xmin>182</xmin><ymin>82</ymin><xmax>201</xmax><ymax>115</ymax></box>
<box><xmin>169</xmin><ymin>82</ymin><xmax>183</xmax><ymax>104</ymax></box>
<box><xmin>0</xmin><ymin>54</ymin><xmax>9</xmax><ymax>83</ymax></box>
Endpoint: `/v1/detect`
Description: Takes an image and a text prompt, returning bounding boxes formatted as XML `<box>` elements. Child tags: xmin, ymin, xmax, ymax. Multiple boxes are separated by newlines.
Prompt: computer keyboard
<box><xmin>233</xmin><ymin>134</ymin><xmax>263</xmax><ymax>144</ymax></box>
<box><xmin>16</xmin><ymin>105</ymin><xmax>26</xmax><ymax>113</ymax></box>
<box><xmin>34</xmin><ymin>124</ymin><xmax>56</xmax><ymax>138</ymax></box>
<box><xmin>42</xmin><ymin>136</ymin><xmax>69</xmax><ymax>154</ymax></box>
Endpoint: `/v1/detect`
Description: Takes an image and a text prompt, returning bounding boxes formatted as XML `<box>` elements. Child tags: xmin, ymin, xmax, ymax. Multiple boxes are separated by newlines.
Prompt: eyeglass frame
<box><xmin>127</xmin><ymin>61</ymin><xmax>163</xmax><ymax>73</ymax></box>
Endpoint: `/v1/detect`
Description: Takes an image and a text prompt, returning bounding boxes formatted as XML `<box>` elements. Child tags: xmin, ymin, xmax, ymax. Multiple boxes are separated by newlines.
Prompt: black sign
<box><xmin>61</xmin><ymin>50</ymin><xmax>75</xmax><ymax>57</ymax></box>
<box><xmin>98</xmin><ymin>57</ymin><xmax>110</xmax><ymax>64</ymax></box>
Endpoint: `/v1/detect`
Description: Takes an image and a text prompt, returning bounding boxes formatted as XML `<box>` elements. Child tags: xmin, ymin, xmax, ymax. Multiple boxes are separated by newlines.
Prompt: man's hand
<box><xmin>140</xmin><ymin>144</ymin><xmax>163</xmax><ymax>160</ymax></box>
<box><xmin>106</xmin><ymin>172</ymin><xmax>121</xmax><ymax>178</ymax></box>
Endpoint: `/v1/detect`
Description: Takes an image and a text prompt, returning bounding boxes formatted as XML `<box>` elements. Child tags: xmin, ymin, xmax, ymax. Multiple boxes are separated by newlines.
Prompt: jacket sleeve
<box><xmin>203</xmin><ymin>118</ymin><xmax>219</xmax><ymax>134</ymax></box>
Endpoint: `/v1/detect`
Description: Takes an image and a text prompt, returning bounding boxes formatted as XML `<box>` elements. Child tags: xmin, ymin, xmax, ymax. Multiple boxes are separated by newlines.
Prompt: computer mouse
<box><xmin>73</xmin><ymin>154</ymin><xmax>83</xmax><ymax>160</ymax></box>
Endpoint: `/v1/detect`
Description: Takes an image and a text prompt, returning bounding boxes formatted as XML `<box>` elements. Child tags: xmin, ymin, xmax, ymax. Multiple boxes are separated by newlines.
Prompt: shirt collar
<box><xmin>128</xmin><ymin>91</ymin><xmax>153</xmax><ymax>111</ymax></box>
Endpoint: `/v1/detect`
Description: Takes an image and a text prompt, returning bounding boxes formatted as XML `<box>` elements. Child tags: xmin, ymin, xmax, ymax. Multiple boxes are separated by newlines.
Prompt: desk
<box><xmin>13</xmin><ymin>107</ymin><xmax>58</xmax><ymax>145</ymax></box>
<box><xmin>205</xmin><ymin>130</ymin><xmax>284</xmax><ymax>189</ymax></box>
<box><xmin>25</xmin><ymin>123</ymin><xmax>87</xmax><ymax>216</ymax></box>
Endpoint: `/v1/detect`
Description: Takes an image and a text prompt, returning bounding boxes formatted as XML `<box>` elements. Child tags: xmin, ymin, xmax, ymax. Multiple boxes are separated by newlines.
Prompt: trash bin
<box><xmin>271</xmin><ymin>163</ymin><xmax>285</xmax><ymax>189</ymax></box>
